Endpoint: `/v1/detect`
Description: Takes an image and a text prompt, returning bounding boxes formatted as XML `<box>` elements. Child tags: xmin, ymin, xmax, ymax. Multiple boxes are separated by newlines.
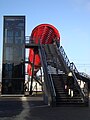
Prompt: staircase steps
<box><xmin>51</xmin><ymin>74</ymin><xmax>85</xmax><ymax>106</ymax></box>
<box><xmin>42</xmin><ymin>45</ymin><xmax>88</xmax><ymax>106</ymax></box>
<box><xmin>44</xmin><ymin>45</ymin><xmax>65</xmax><ymax>72</ymax></box>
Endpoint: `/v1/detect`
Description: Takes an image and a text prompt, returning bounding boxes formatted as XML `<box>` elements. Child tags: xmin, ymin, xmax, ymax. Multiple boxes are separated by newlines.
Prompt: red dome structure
<box><xmin>27</xmin><ymin>24</ymin><xmax>60</xmax><ymax>76</ymax></box>
<box><xmin>30</xmin><ymin>24</ymin><xmax>60</xmax><ymax>44</ymax></box>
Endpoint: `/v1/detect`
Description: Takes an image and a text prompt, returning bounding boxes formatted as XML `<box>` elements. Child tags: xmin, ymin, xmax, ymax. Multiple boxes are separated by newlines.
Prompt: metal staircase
<box><xmin>39</xmin><ymin>43</ymin><xmax>89</xmax><ymax>106</ymax></box>
<box><xmin>52</xmin><ymin>74</ymin><xmax>85</xmax><ymax>106</ymax></box>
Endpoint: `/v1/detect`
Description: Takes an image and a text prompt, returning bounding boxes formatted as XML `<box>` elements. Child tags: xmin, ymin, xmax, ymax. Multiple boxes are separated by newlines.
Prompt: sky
<box><xmin>0</xmin><ymin>0</ymin><xmax>90</xmax><ymax>75</ymax></box>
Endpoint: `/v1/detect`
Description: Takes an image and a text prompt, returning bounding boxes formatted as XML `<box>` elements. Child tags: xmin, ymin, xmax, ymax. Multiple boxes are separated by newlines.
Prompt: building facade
<box><xmin>2</xmin><ymin>16</ymin><xmax>25</xmax><ymax>94</ymax></box>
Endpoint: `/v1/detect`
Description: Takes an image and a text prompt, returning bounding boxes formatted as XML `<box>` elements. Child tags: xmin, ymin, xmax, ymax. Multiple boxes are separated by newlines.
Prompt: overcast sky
<box><xmin>0</xmin><ymin>0</ymin><xmax>90</xmax><ymax>74</ymax></box>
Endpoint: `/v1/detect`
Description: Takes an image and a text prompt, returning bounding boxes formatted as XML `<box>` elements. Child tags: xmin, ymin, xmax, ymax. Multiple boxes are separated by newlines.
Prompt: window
<box><xmin>7</xmin><ymin>36</ymin><xmax>13</xmax><ymax>43</ymax></box>
<box><xmin>15</xmin><ymin>37</ymin><xmax>21</xmax><ymax>44</ymax></box>
<box><xmin>5</xmin><ymin>29</ymin><xmax>13</xmax><ymax>43</ymax></box>
<box><xmin>4</xmin><ymin>63</ymin><xmax>13</xmax><ymax>78</ymax></box>
<box><xmin>15</xmin><ymin>31</ymin><xmax>21</xmax><ymax>44</ymax></box>
<box><xmin>7</xmin><ymin>30</ymin><xmax>13</xmax><ymax>36</ymax></box>
<box><xmin>5</xmin><ymin>47</ymin><xmax>13</xmax><ymax>61</ymax></box>
<box><xmin>15</xmin><ymin>30</ymin><xmax>24</xmax><ymax>44</ymax></box>
<box><xmin>13</xmin><ymin>47</ymin><xmax>24</xmax><ymax>62</ymax></box>
<box><xmin>18</xmin><ymin>23</ymin><xmax>24</xmax><ymax>27</ymax></box>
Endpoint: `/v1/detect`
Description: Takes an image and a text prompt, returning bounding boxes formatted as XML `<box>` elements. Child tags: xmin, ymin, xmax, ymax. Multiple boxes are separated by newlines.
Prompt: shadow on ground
<box><xmin>0</xmin><ymin>97</ymin><xmax>90</xmax><ymax>120</ymax></box>
<box><xmin>0</xmin><ymin>100</ymin><xmax>23</xmax><ymax>118</ymax></box>
<box><xmin>30</xmin><ymin>106</ymin><xmax>90</xmax><ymax>120</ymax></box>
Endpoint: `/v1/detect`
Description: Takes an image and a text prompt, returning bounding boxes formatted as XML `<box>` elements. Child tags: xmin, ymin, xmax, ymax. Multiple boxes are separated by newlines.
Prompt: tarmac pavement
<box><xmin>0</xmin><ymin>96</ymin><xmax>90</xmax><ymax>120</ymax></box>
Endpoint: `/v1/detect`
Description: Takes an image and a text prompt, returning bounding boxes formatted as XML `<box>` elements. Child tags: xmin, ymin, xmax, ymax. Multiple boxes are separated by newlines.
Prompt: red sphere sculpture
<box><xmin>27</xmin><ymin>24</ymin><xmax>60</xmax><ymax>76</ymax></box>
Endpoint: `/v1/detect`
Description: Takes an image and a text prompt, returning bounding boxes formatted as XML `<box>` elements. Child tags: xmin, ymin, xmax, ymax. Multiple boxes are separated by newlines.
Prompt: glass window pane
<box><xmin>7</xmin><ymin>30</ymin><xmax>13</xmax><ymax>36</ymax></box>
<box><xmin>5</xmin><ymin>30</ymin><xmax>13</xmax><ymax>43</ymax></box>
<box><xmin>7</xmin><ymin>36</ymin><xmax>13</xmax><ymax>43</ymax></box>
<box><xmin>5</xmin><ymin>47</ymin><xmax>13</xmax><ymax>61</ymax></box>
<box><xmin>3</xmin><ymin>63</ymin><xmax>13</xmax><ymax>78</ymax></box>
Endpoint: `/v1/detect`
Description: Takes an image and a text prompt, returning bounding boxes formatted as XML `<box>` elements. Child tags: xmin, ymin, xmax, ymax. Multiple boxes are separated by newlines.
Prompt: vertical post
<box><xmin>40</xmin><ymin>67</ymin><xmax>43</xmax><ymax>91</ymax></box>
<box><xmin>28</xmin><ymin>75</ymin><xmax>30</xmax><ymax>91</ymax></box>
<box><xmin>30</xmin><ymin>49</ymin><xmax>35</xmax><ymax>95</ymax></box>
<box><xmin>36</xmin><ymin>82</ymin><xmax>37</xmax><ymax>95</ymax></box>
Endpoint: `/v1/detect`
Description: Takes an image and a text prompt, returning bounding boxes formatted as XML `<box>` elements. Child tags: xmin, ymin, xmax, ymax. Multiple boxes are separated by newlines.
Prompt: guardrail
<box><xmin>79</xmin><ymin>72</ymin><xmax>90</xmax><ymax>80</ymax></box>
<box><xmin>60</xmin><ymin>46</ymin><xmax>71</xmax><ymax>68</ymax></box>
<box><xmin>39</xmin><ymin>44</ymin><xmax>56</xmax><ymax>106</ymax></box>
<box><xmin>25</xmin><ymin>36</ymin><xmax>40</xmax><ymax>44</ymax></box>
<box><xmin>59</xmin><ymin>46</ymin><xmax>89</xmax><ymax>104</ymax></box>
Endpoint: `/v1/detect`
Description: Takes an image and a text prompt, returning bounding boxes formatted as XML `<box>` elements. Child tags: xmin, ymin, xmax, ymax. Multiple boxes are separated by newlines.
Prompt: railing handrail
<box><xmin>71</xmin><ymin>70</ymin><xmax>86</xmax><ymax>97</ymax></box>
<box><xmin>60</xmin><ymin>46</ymin><xmax>71</xmax><ymax>68</ymax></box>
<box><xmin>41</xmin><ymin>44</ymin><xmax>56</xmax><ymax>97</ymax></box>
<box><xmin>25</xmin><ymin>36</ymin><xmax>36</xmax><ymax>44</ymax></box>
<box><xmin>25</xmin><ymin>36</ymin><xmax>45</xmax><ymax>45</ymax></box>
<box><xmin>59</xmin><ymin>46</ymin><xmax>88</xmax><ymax>101</ymax></box>
<box><xmin>70</xmin><ymin>62</ymin><xmax>78</xmax><ymax>73</ymax></box>
<box><xmin>39</xmin><ymin>44</ymin><xmax>56</xmax><ymax>104</ymax></box>
<box><xmin>60</xmin><ymin>46</ymin><xmax>89</xmax><ymax>80</ymax></box>
<box><xmin>79</xmin><ymin>72</ymin><xmax>90</xmax><ymax>80</ymax></box>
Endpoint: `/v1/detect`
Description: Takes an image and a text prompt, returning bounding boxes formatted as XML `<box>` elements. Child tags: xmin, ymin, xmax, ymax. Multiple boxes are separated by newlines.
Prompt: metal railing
<box><xmin>39</xmin><ymin>44</ymin><xmax>56</xmax><ymax>106</ymax></box>
<box><xmin>59</xmin><ymin>46</ymin><xmax>89</xmax><ymax>103</ymax></box>
<box><xmin>70</xmin><ymin>62</ymin><xmax>78</xmax><ymax>73</ymax></box>
<box><xmin>60</xmin><ymin>46</ymin><xmax>89</xmax><ymax>80</ymax></box>
<box><xmin>79</xmin><ymin>72</ymin><xmax>90</xmax><ymax>80</ymax></box>
<box><xmin>60</xmin><ymin>46</ymin><xmax>71</xmax><ymax>67</ymax></box>
<box><xmin>25</xmin><ymin>36</ymin><xmax>41</xmax><ymax>44</ymax></box>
